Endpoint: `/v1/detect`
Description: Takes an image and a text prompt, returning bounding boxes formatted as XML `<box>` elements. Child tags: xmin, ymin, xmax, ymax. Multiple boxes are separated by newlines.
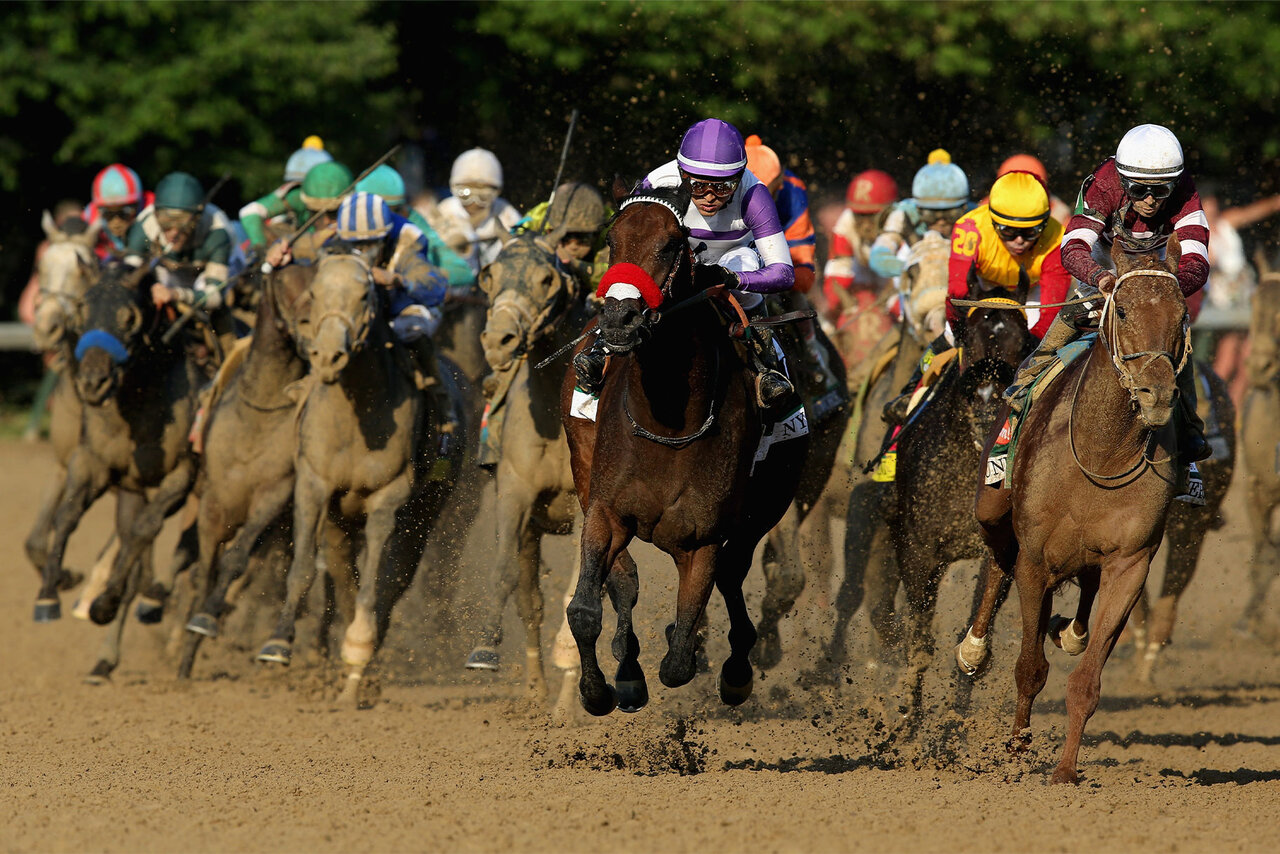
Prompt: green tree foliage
<box><xmin>0</xmin><ymin>0</ymin><xmax>402</xmax><ymax>193</ymax></box>
<box><xmin>466</xmin><ymin>0</ymin><xmax>1280</xmax><ymax>205</ymax></box>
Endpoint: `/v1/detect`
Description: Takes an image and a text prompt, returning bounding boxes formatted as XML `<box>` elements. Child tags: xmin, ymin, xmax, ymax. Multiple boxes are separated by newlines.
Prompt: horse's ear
<box><xmin>1164</xmin><ymin>233</ymin><xmax>1181</xmax><ymax>274</ymax></box>
<box><xmin>1255</xmin><ymin>248</ymin><xmax>1272</xmax><ymax>279</ymax></box>
<box><xmin>966</xmin><ymin>260</ymin><xmax>980</xmax><ymax>298</ymax></box>
<box><xmin>41</xmin><ymin>210</ymin><xmax>59</xmax><ymax>241</ymax></box>
<box><xmin>611</xmin><ymin>175</ymin><xmax>631</xmax><ymax>206</ymax></box>
<box><xmin>1015</xmin><ymin>265</ymin><xmax>1030</xmax><ymax>304</ymax></box>
<box><xmin>124</xmin><ymin>262</ymin><xmax>151</xmax><ymax>291</ymax></box>
<box><xmin>80</xmin><ymin>218</ymin><xmax>103</xmax><ymax>249</ymax></box>
<box><xmin>673</xmin><ymin>180</ymin><xmax>692</xmax><ymax>215</ymax></box>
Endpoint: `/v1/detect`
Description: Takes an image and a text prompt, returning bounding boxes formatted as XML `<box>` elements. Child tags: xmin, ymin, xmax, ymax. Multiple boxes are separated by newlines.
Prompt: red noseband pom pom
<box><xmin>597</xmin><ymin>262</ymin><xmax>663</xmax><ymax>309</ymax></box>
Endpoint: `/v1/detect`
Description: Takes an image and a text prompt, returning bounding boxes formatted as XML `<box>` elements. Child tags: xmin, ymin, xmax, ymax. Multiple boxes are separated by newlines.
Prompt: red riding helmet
<box><xmin>846</xmin><ymin>169</ymin><xmax>898</xmax><ymax>214</ymax></box>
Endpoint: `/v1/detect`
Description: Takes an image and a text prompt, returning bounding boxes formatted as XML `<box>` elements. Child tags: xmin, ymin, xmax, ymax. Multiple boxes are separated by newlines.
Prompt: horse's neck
<box><xmin>630</xmin><ymin>308</ymin><xmax>719</xmax><ymax>423</ymax></box>
<box><xmin>1075</xmin><ymin>342</ymin><xmax>1147</xmax><ymax>450</ymax></box>
<box><xmin>336</xmin><ymin>322</ymin><xmax>405</xmax><ymax>412</ymax></box>
<box><xmin>242</xmin><ymin>290</ymin><xmax>306</xmax><ymax>396</ymax></box>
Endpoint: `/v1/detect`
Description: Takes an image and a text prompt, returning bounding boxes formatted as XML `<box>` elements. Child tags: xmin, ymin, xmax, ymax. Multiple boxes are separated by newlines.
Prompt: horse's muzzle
<box><xmin>76</xmin><ymin>351</ymin><xmax>118</xmax><ymax>405</ymax></box>
<box><xmin>1134</xmin><ymin>386</ymin><xmax>1176</xmax><ymax>429</ymax></box>
<box><xmin>599</xmin><ymin>297</ymin><xmax>648</xmax><ymax>354</ymax></box>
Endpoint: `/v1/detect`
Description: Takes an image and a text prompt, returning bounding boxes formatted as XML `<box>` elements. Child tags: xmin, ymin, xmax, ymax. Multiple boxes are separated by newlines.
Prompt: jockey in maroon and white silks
<box><xmin>1062</xmin><ymin>157</ymin><xmax>1209</xmax><ymax>298</ymax></box>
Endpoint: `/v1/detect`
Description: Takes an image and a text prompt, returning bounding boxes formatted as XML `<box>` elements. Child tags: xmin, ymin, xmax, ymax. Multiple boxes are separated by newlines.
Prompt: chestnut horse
<box><xmin>561</xmin><ymin>181</ymin><xmax>808</xmax><ymax>715</ymax></box>
<box><xmin>965</xmin><ymin>237</ymin><xmax>1189</xmax><ymax>784</ymax></box>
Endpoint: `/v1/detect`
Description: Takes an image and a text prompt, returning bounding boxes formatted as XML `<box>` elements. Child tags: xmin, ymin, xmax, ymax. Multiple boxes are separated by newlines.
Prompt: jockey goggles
<box><xmin>919</xmin><ymin>205</ymin><xmax>965</xmax><ymax>225</ymax></box>
<box><xmin>101</xmin><ymin>206</ymin><xmax>137</xmax><ymax>221</ymax></box>
<box><xmin>156</xmin><ymin>209</ymin><xmax>199</xmax><ymax>232</ymax></box>
<box><xmin>680</xmin><ymin>171</ymin><xmax>740</xmax><ymax>199</ymax></box>
<box><xmin>454</xmin><ymin>185</ymin><xmax>498</xmax><ymax>206</ymax></box>
<box><xmin>1120</xmin><ymin>174</ymin><xmax>1178</xmax><ymax>201</ymax></box>
<box><xmin>994</xmin><ymin>222</ymin><xmax>1045</xmax><ymax>242</ymax></box>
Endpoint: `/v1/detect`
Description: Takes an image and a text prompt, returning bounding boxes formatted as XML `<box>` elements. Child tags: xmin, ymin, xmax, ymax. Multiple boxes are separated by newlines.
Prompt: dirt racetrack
<box><xmin>2</xmin><ymin>437</ymin><xmax>1278</xmax><ymax>853</ymax></box>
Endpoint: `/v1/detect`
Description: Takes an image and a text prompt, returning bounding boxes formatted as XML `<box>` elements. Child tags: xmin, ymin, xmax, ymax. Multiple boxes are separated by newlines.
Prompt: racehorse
<box><xmin>882</xmin><ymin>270</ymin><xmax>1035</xmax><ymax>721</ymax></box>
<box><xmin>57</xmin><ymin>261</ymin><xmax>202</xmax><ymax>683</ymax></box>
<box><xmin>753</xmin><ymin>318</ymin><xmax>848</xmax><ymax>670</ymax></box>
<box><xmin>171</xmin><ymin>264</ymin><xmax>313</xmax><ymax>678</ymax></box>
<box><xmin>821</xmin><ymin>231</ymin><xmax>952</xmax><ymax>677</ymax></box>
<box><xmin>964</xmin><ymin>238</ymin><xmax>1190</xmax><ymax>784</ymax></box>
<box><xmin>465</xmin><ymin>234</ymin><xmax>591</xmax><ymax>700</ymax></box>
<box><xmin>1239</xmin><ymin>262</ymin><xmax>1280</xmax><ymax>638</ymax></box>
<box><xmin>560</xmin><ymin>180</ymin><xmax>808</xmax><ymax>715</ymax></box>
<box><xmin>256</xmin><ymin>250</ymin><xmax>465</xmax><ymax>705</ymax></box>
<box><xmin>25</xmin><ymin>213</ymin><xmax>105</xmax><ymax>592</ymax></box>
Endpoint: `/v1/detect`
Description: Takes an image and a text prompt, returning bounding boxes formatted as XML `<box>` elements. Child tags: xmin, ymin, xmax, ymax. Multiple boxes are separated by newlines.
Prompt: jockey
<box><xmin>435</xmin><ymin>148</ymin><xmax>524</xmax><ymax>276</ymax></box>
<box><xmin>881</xmin><ymin>169</ymin><xmax>1069</xmax><ymax>426</ymax></box>
<box><xmin>575</xmin><ymin>118</ymin><xmax>796</xmax><ymax>409</ymax></box>
<box><xmin>125</xmin><ymin>172</ymin><xmax>240</xmax><ymax>364</ymax></box>
<box><xmin>744</xmin><ymin>134</ymin><xmax>839</xmax><ymax>393</ymax></box>
<box><xmin>822</xmin><ymin>168</ymin><xmax>899</xmax><ymax>321</ymax></box>
<box><xmin>868</xmin><ymin>151</ymin><xmax>972</xmax><ymax>343</ymax></box>
<box><xmin>1010</xmin><ymin>123</ymin><xmax>1210</xmax><ymax>463</ymax></box>
<box><xmin>994</xmin><ymin>153</ymin><xmax>1072</xmax><ymax>225</ymax></box>
<box><xmin>478</xmin><ymin>182</ymin><xmax>610</xmax><ymax>470</ymax></box>
<box><xmin>238</xmin><ymin>135</ymin><xmax>333</xmax><ymax>255</ymax></box>
<box><xmin>85</xmin><ymin>164</ymin><xmax>153</xmax><ymax>260</ymax></box>
<box><xmin>356</xmin><ymin>163</ymin><xmax>476</xmax><ymax>289</ymax></box>
<box><xmin>869</xmin><ymin>150</ymin><xmax>972</xmax><ymax>279</ymax></box>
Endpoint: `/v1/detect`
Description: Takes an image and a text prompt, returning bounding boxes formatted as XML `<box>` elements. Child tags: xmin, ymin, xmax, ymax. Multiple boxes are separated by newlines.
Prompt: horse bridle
<box><xmin>313</xmin><ymin>255</ymin><xmax>376</xmax><ymax>353</ymax></box>
<box><xmin>1099</xmin><ymin>268</ymin><xmax>1190</xmax><ymax>400</ymax></box>
<box><xmin>486</xmin><ymin>243</ymin><xmax>579</xmax><ymax>369</ymax></box>
<box><xmin>1068</xmin><ymin>266</ymin><xmax>1187</xmax><ymax>482</ymax></box>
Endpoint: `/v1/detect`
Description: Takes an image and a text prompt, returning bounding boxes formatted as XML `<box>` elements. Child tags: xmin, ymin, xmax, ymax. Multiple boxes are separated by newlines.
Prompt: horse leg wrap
<box><xmin>955</xmin><ymin>627</ymin><xmax>990</xmax><ymax>676</ymax></box>
<box><xmin>1050</xmin><ymin>616</ymin><xmax>1089</xmax><ymax>655</ymax></box>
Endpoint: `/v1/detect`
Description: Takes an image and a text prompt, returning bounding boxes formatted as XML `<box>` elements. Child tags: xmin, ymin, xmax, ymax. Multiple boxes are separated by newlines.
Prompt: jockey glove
<box><xmin>695</xmin><ymin>263</ymin><xmax>740</xmax><ymax>292</ymax></box>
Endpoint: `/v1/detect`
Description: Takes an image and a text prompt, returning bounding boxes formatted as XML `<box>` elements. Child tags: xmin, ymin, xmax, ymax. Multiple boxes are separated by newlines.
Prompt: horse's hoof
<box><xmin>579</xmin><ymin>684</ymin><xmax>618</xmax><ymax>717</ymax></box>
<box><xmin>464</xmin><ymin>646</ymin><xmax>500</xmax><ymax>671</ymax></box>
<box><xmin>1048</xmin><ymin>616</ymin><xmax>1088</xmax><ymax>656</ymax></box>
<box><xmin>616</xmin><ymin>678</ymin><xmax>649</xmax><ymax>713</ymax></box>
<box><xmin>1005</xmin><ymin>729</ymin><xmax>1033</xmax><ymax>755</ymax></box>
<box><xmin>33</xmin><ymin>599</ymin><xmax>61</xmax><ymax>622</ymax></box>
<box><xmin>185</xmin><ymin>613</ymin><xmax>219</xmax><ymax>638</ymax></box>
<box><xmin>256</xmin><ymin>640</ymin><xmax>292</xmax><ymax>665</ymax></box>
<box><xmin>135</xmin><ymin>597</ymin><xmax>165</xmax><ymax>625</ymax></box>
<box><xmin>87</xmin><ymin>594</ymin><xmax>120</xmax><ymax>626</ymax></box>
<box><xmin>955</xmin><ymin>627</ymin><xmax>990</xmax><ymax>677</ymax></box>
<box><xmin>719</xmin><ymin>668</ymin><xmax>754</xmax><ymax>707</ymax></box>
<box><xmin>751</xmin><ymin>633</ymin><xmax>783</xmax><ymax>671</ymax></box>
<box><xmin>84</xmin><ymin>661</ymin><xmax>113</xmax><ymax>685</ymax></box>
<box><xmin>1050</xmin><ymin>766</ymin><xmax>1080</xmax><ymax>785</ymax></box>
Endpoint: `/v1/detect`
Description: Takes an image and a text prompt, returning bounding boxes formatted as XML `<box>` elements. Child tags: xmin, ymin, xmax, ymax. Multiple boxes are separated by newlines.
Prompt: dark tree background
<box><xmin>4</xmin><ymin>0</ymin><xmax>1278</xmax><ymax>318</ymax></box>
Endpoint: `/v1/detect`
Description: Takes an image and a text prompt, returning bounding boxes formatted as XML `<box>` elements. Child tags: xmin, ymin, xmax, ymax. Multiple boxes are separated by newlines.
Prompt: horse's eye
<box><xmin>1116</xmin><ymin>306</ymin><xmax>1127</xmax><ymax>320</ymax></box>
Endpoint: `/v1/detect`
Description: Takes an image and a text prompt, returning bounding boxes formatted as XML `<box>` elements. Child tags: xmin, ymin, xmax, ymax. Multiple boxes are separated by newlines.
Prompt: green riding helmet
<box><xmin>154</xmin><ymin>172</ymin><xmax>205</xmax><ymax>211</ymax></box>
<box><xmin>300</xmin><ymin>161</ymin><xmax>354</xmax><ymax>212</ymax></box>
<box><xmin>356</xmin><ymin>164</ymin><xmax>406</xmax><ymax>207</ymax></box>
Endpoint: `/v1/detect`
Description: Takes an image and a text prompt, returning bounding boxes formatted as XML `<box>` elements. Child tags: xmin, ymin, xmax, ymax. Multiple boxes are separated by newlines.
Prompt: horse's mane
<box><xmin>610</xmin><ymin>180</ymin><xmax>692</xmax><ymax>228</ymax></box>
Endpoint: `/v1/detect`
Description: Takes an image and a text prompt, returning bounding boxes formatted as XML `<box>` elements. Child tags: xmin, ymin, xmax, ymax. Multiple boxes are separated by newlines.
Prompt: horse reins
<box><xmin>1067</xmin><ymin>267</ymin><xmax>1185</xmax><ymax>483</ymax></box>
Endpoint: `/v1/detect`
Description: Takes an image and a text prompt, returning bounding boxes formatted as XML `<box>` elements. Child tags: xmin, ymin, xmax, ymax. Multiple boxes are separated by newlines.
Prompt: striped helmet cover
<box><xmin>337</xmin><ymin>191</ymin><xmax>393</xmax><ymax>241</ymax></box>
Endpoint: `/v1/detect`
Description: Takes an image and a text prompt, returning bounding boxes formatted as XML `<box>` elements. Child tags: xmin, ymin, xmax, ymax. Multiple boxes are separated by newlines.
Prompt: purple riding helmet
<box><xmin>677</xmin><ymin>119</ymin><xmax>748</xmax><ymax>178</ymax></box>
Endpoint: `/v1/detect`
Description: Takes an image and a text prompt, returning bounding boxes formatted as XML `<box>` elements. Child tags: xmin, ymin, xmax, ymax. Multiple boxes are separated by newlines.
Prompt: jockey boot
<box><xmin>745</xmin><ymin>326</ymin><xmax>795</xmax><ymax>410</ymax></box>
<box><xmin>1175</xmin><ymin>362</ymin><xmax>1212</xmax><ymax>464</ymax></box>
<box><xmin>801</xmin><ymin>331</ymin><xmax>839</xmax><ymax>394</ymax></box>
<box><xmin>1005</xmin><ymin>309</ymin><xmax>1080</xmax><ymax>412</ymax></box>
<box><xmin>573</xmin><ymin>334</ymin><xmax>608</xmax><ymax>396</ymax></box>
<box><xmin>882</xmin><ymin>332</ymin><xmax>945</xmax><ymax>425</ymax></box>
<box><xmin>407</xmin><ymin>335</ymin><xmax>460</xmax><ymax>443</ymax></box>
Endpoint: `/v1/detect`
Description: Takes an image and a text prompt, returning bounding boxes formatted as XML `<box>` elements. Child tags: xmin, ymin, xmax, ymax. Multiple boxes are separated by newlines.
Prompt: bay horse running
<box><xmin>256</xmin><ymin>250</ymin><xmax>465</xmax><ymax>706</ymax></box>
<box><xmin>561</xmin><ymin>181</ymin><xmax>808</xmax><ymax>715</ymax></box>
<box><xmin>61</xmin><ymin>261</ymin><xmax>202</xmax><ymax>683</ymax></box>
<box><xmin>964</xmin><ymin>238</ymin><xmax>1190</xmax><ymax>784</ymax></box>
<box><xmin>465</xmin><ymin>234</ymin><xmax>593</xmax><ymax>701</ymax></box>
<box><xmin>881</xmin><ymin>271</ymin><xmax>1035</xmax><ymax>721</ymax></box>
<box><xmin>822</xmin><ymin>233</ymin><xmax>952</xmax><ymax>678</ymax></box>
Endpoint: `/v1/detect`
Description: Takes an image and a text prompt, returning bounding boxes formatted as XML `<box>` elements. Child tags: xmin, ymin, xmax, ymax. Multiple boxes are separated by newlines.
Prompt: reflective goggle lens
<box><xmin>1121</xmin><ymin>176</ymin><xmax>1177</xmax><ymax>200</ymax></box>
<box><xmin>994</xmin><ymin>223</ymin><xmax>1046</xmax><ymax>242</ymax></box>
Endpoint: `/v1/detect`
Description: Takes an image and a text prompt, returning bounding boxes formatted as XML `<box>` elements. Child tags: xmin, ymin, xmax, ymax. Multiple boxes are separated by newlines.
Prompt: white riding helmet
<box><xmin>912</xmin><ymin>162</ymin><xmax>969</xmax><ymax>210</ymax></box>
<box><xmin>450</xmin><ymin>147</ymin><xmax>503</xmax><ymax>191</ymax></box>
<box><xmin>1115</xmin><ymin>124</ymin><xmax>1184</xmax><ymax>180</ymax></box>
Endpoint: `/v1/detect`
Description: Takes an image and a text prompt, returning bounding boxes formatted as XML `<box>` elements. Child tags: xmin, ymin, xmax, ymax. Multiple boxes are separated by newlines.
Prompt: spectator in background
<box><xmin>1200</xmin><ymin>187</ymin><xmax>1280</xmax><ymax>407</ymax></box>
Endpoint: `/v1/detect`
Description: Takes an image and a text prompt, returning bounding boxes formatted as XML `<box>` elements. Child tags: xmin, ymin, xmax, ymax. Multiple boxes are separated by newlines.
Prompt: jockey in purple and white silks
<box><xmin>576</xmin><ymin>118</ymin><xmax>796</xmax><ymax>409</ymax></box>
